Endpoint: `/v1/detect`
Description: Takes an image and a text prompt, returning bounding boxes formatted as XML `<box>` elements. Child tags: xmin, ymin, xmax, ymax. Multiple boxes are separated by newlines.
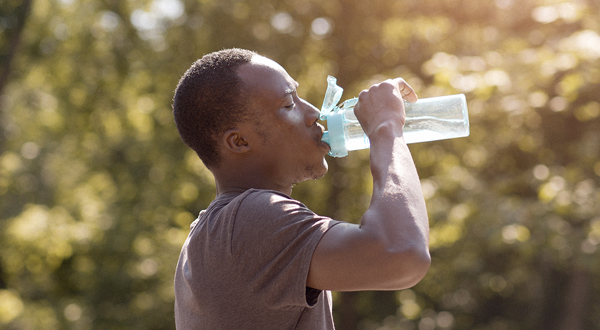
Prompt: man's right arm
<box><xmin>307</xmin><ymin>78</ymin><xmax>430</xmax><ymax>292</ymax></box>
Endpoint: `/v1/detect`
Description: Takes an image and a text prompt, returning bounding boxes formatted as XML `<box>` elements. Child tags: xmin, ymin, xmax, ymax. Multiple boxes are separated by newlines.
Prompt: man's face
<box><xmin>236</xmin><ymin>56</ymin><xmax>330</xmax><ymax>187</ymax></box>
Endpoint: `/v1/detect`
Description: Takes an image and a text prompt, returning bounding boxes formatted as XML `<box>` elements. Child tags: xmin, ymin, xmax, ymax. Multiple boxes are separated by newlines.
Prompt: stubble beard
<box><xmin>293</xmin><ymin>158</ymin><xmax>328</xmax><ymax>184</ymax></box>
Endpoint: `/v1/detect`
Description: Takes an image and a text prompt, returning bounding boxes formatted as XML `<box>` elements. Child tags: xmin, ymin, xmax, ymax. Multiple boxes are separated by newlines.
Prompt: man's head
<box><xmin>172</xmin><ymin>48</ymin><xmax>257</xmax><ymax>169</ymax></box>
<box><xmin>173</xmin><ymin>49</ymin><xmax>330</xmax><ymax>192</ymax></box>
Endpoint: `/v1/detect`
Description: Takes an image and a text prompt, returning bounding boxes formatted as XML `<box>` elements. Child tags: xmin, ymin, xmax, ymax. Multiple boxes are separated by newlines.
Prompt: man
<box><xmin>172</xmin><ymin>48</ymin><xmax>430</xmax><ymax>329</ymax></box>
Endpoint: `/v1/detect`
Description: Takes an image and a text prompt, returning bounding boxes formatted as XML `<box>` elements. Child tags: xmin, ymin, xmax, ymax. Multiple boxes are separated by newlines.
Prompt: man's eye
<box><xmin>285</xmin><ymin>103</ymin><xmax>295</xmax><ymax>109</ymax></box>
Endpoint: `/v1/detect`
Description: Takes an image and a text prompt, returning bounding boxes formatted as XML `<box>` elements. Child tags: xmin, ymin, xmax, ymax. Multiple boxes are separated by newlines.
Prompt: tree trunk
<box><xmin>0</xmin><ymin>0</ymin><xmax>32</xmax><ymax>94</ymax></box>
<box><xmin>557</xmin><ymin>268</ymin><xmax>591</xmax><ymax>330</ymax></box>
<box><xmin>0</xmin><ymin>0</ymin><xmax>33</xmax><ymax>153</ymax></box>
<box><xmin>324</xmin><ymin>158</ymin><xmax>361</xmax><ymax>330</ymax></box>
<box><xmin>338</xmin><ymin>291</ymin><xmax>360</xmax><ymax>330</ymax></box>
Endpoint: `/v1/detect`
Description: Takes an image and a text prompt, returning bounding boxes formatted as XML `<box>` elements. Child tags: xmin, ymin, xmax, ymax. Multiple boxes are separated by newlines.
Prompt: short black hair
<box><xmin>172</xmin><ymin>48</ymin><xmax>257</xmax><ymax>169</ymax></box>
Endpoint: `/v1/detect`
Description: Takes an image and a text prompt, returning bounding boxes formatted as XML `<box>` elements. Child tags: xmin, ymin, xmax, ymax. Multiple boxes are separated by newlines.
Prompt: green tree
<box><xmin>1</xmin><ymin>0</ymin><xmax>599</xmax><ymax>329</ymax></box>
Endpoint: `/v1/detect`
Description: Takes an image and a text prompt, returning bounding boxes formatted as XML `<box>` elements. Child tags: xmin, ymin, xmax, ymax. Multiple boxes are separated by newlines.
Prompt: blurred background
<box><xmin>1</xmin><ymin>0</ymin><xmax>599</xmax><ymax>329</ymax></box>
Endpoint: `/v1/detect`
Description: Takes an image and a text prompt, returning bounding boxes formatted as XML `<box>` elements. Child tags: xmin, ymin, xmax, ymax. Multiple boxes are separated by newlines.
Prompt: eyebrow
<box><xmin>283</xmin><ymin>82</ymin><xmax>299</xmax><ymax>97</ymax></box>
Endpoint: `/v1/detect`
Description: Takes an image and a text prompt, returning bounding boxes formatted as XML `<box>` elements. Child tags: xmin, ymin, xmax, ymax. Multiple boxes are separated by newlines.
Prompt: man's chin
<box><xmin>300</xmin><ymin>159</ymin><xmax>329</xmax><ymax>182</ymax></box>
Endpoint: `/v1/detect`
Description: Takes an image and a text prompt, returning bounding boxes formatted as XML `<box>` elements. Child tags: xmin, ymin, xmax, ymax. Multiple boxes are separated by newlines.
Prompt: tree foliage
<box><xmin>1</xmin><ymin>0</ymin><xmax>599</xmax><ymax>329</ymax></box>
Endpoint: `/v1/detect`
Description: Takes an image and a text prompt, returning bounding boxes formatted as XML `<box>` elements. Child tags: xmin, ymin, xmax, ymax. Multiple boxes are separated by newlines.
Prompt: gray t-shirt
<box><xmin>174</xmin><ymin>189</ymin><xmax>341</xmax><ymax>329</ymax></box>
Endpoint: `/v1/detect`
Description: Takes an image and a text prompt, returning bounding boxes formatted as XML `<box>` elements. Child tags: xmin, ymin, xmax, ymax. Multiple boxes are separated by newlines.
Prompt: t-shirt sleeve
<box><xmin>229</xmin><ymin>190</ymin><xmax>340</xmax><ymax>309</ymax></box>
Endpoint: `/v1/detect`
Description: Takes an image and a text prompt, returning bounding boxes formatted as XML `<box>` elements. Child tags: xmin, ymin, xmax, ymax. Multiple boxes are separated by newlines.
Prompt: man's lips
<box><xmin>317</xmin><ymin>125</ymin><xmax>331</xmax><ymax>152</ymax></box>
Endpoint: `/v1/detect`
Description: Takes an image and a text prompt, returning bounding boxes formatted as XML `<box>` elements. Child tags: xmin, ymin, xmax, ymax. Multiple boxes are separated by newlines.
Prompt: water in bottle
<box><xmin>320</xmin><ymin>76</ymin><xmax>470</xmax><ymax>157</ymax></box>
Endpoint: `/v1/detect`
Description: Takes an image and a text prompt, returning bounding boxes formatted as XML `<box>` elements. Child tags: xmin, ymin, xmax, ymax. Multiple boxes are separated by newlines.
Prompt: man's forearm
<box><xmin>360</xmin><ymin>125</ymin><xmax>430</xmax><ymax>287</ymax></box>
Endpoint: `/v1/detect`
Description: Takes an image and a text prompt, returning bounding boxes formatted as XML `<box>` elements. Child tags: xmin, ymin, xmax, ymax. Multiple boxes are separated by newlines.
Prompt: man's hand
<box><xmin>353</xmin><ymin>78</ymin><xmax>418</xmax><ymax>138</ymax></box>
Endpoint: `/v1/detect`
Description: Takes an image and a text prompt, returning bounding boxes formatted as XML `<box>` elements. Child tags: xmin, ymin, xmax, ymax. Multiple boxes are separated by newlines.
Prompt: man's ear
<box><xmin>222</xmin><ymin>129</ymin><xmax>251</xmax><ymax>153</ymax></box>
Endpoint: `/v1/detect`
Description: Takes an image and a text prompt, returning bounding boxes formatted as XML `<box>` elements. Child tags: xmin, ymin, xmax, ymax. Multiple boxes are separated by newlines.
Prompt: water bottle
<box><xmin>320</xmin><ymin>76</ymin><xmax>470</xmax><ymax>157</ymax></box>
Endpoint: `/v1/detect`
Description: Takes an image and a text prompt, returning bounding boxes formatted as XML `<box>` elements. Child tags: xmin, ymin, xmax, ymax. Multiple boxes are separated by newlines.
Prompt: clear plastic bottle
<box><xmin>320</xmin><ymin>76</ymin><xmax>470</xmax><ymax>157</ymax></box>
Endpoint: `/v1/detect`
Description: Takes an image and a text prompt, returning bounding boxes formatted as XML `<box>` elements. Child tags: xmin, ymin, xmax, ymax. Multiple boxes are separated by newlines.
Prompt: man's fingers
<box><xmin>395</xmin><ymin>78</ymin><xmax>418</xmax><ymax>103</ymax></box>
<box><xmin>357</xmin><ymin>77</ymin><xmax>419</xmax><ymax>108</ymax></box>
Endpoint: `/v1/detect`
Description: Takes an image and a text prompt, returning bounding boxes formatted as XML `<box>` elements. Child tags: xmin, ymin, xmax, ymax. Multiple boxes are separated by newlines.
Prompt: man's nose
<box><xmin>301</xmin><ymin>98</ymin><xmax>321</xmax><ymax>126</ymax></box>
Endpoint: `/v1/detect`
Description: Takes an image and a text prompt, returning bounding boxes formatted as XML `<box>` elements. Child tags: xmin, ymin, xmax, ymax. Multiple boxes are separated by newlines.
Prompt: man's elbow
<box><xmin>387</xmin><ymin>246</ymin><xmax>431</xmax><ymax>290</ymax></box>
<box><xmin>404</xmin><ymin>248</ymin><xmax>431</xmax><ymax>288</ymax></box>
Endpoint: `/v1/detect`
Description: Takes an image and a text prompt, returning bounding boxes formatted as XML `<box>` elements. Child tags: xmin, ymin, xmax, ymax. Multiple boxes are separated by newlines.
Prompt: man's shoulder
<box><xmin>238</xmin><ymin>189</ymin><xmax>310</xmax><ymax>211</ymax></box>
<box><xmin>208</xmin><ymin>188</ymin><xmax>322</xmax><ymax>232</ymax></box>
<box><xmin>204</xmin><ymin>189</ymin><xmax>299</xmax><ymax>220</ymax></box>
<box><xmin>218</xmin><ymin>189</ymin><xmax>325</xmax><ymax>228</ymax></box>
<box><xmin>250</xmin><ymin>188</ymin><xmax>293</xmax><ymax>197</ymax></box>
